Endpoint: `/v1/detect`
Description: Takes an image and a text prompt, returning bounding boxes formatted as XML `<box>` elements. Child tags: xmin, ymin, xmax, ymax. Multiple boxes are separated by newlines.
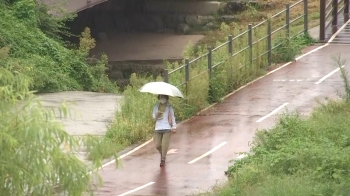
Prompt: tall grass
<box><xmin>88</xmin><ymin>73</ymin><xmax>159</xmax><ymax>160</ymax></box>
<box><xmin>106</xmin><ymin>74</ymin><xmax>156</xmax><ymax>145</ymax></box>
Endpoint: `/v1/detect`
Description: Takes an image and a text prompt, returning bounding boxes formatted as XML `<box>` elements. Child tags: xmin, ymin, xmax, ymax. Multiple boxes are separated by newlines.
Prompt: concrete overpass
<box><xmin>42</xmin><ymin>0</ymin><xmax>107</xmax><ymax>14</ymax></box>
<box><xmin>43</xmin><ymin>0</ymin><xmax>224</xmax><ymax>15</ymax></box>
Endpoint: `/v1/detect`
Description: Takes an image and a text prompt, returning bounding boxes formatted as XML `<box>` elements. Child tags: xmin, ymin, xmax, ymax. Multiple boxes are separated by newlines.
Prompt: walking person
<box><xmin>152</xmin><ymin>94</ymin><xmax>177</xmax><ymax>167</ymax></box>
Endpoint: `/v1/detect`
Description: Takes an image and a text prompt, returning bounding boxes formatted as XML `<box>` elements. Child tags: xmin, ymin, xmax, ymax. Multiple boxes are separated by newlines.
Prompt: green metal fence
<box><xmin>163</xmin><ymin>0</ymin><xmax>310</xmax><ymax>96</ymax></box>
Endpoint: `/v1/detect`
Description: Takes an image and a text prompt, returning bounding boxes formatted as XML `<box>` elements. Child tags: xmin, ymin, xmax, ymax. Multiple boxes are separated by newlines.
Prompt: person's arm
<box><xmin>152</xmin><ymin>104</ymin><xmax>158</xmax><ymax>120</ymax></box>
<box><xmin>170</xmin><ymin>106</ymin><xmax>176</xmax><ymax>130</ymax></box>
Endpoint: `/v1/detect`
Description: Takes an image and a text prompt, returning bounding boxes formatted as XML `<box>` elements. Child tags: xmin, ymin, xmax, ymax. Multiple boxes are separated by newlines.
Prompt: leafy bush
<box><xmin>0</xmin><ymin>47</ymin><xmax>114</xmax><ymax>195</ymax></box>
<box><xmin>217</xmin><ymin>103</ymin><xmax>350</xmax><ymax>195</ymax></box>
<box><xmin>0</xmin><ymin>0</ymin><xmax>116</xmax><ymax>93</ymax></box>
<box><xmin>272</xmin><ymin>33</ymin><xmax>315</xmax><ymax>62</ymax></box>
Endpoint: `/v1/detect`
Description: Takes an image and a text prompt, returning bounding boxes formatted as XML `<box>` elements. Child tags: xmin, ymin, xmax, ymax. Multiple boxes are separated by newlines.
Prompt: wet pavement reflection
<box><xmin>152</xmin><ymin>168</ymin><xmax>168</xmax><ymax>195</ymax></box>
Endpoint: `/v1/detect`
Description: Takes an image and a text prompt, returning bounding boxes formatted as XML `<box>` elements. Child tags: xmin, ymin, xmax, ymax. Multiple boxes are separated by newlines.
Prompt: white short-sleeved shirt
<box><xmin>152</xmin><ymin>103</ymin><xmax>176</xmax><ymax>132</ymax></box>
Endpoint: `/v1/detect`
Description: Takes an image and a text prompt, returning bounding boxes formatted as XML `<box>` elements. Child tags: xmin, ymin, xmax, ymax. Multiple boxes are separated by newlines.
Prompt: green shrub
<box><xmin>272</xmin><ymin>33</ymin><xmax>315</xmax><ymax>62</ymax></box>
<box><xmin>211</xmin><ymin>102</ymin><xmax>348</xmax><ymax>195</ymax></box>
<box><xmin>220</xmin><ymin>101</ymin><xmax>350</xmax><ymax>195</ymax></box>
<box><xmin>90</xmin><ymin>73</ymin><xmax>157</xmax><ymax>159</ymax></box>
<box><xmin>0</xmin><ymin>0</ymin><xmax>116</xmax><ymax>93</ymax></box>
<box><xmin>0</xmin><ymin>47</ymin><xmax>114</xmax><ymax>195</ymax></box>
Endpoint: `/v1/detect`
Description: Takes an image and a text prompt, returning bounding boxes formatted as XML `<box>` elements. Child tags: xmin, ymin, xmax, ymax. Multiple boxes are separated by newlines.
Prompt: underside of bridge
<box><xmin>65</xmin><ymin>0</ymin><xmax>220</xmax><ymax>44</ymax></box>
<box><xmin>65</xmin><ymin>0</ymin><xmax>225</xmax><ymax>62</ymax></box>
<box><xmin>63</xmin><ymin>0</ymin><xmax>267</xmax><ymax>43</ymax></box>
<box><xmin>65</xmin><ymin>0</ymin><xmax>224</xmax><ymax>84</ymax></box>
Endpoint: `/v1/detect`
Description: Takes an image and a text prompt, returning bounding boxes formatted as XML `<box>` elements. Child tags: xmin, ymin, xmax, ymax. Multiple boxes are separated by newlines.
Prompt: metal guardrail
<box><xmin>164</xmin><ymin>0</ymin><xmax>309</xmax><ymax>94</ymax></box>
<box><xmin>320</xmin><ymin>0</ymin><xmax>350</xmax><ymax>41</ymax></box>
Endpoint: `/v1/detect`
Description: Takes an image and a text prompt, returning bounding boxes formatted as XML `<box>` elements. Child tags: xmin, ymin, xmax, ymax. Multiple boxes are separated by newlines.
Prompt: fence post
<box><xmin>344</xmin><ymin>0</ymin><xmax>349</xmax><ymax>22</ymax></box>
<box><xmin>208</xmin><ymin>47</ymin><xmax>212</xmax><ymax>79</ymax></box>
<box><xmin>228</xmin><ymin>35</ymin><xmax>233</xmax><ymax>54</ymax></box>
<box><xmin>303</xmin><ymin>0</ymin><xmax>308</xmax><ymax>34</ymax></box>
<box><xmin>185</xmin><ymin>59</ymin><xmax>190</xmax><ymax>83</ymax></box>
<box><xmin>248</xmin><ymin>24</ymin><xmax>253</xmax><ymax>66</ymax></box>
<box><xmin>184</xmin><ymin>59</ymin><xmax>189</xmax><ymax>96</ymax></box>
<box><xmin>228</xmin><ymin>35</ymin><xmax>234</xmax><ymax>87</ymax></box>
<box><xmin>332</xmin><ymin>0</ymin><xmax>338</xmax><ymax>34</ymax></box>
<box><xmin>267</xmin><ymin>20</ymin><xmax>272</xmax><ymax>65</ymax></box>
<box><xmin>320</xmin><ymin>0</ymin><xmax>326</xmax><ymax>42</ymax></box>
<box><xmin>164</xmin><ymin>69</ymin><xmax>169</xmax><ymax>83</ymax></box>
<box><xmin>286</xmin><ymin>3</ymin><xmax>290</xmax><ymax>38</ymax></box>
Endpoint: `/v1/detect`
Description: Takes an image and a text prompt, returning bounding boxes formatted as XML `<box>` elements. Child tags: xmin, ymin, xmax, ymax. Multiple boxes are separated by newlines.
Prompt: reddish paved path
<box><xmin>94</xmin><ymin>23</ymin><xmax>350</xmax><ymax>195</ymax></box>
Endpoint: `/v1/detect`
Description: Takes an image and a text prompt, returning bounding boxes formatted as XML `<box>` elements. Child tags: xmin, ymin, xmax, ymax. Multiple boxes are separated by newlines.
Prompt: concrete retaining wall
<box><xmin>144</xmin><ymin>1</ymin><xmax>224</xmax><ymax>15</ymax></box>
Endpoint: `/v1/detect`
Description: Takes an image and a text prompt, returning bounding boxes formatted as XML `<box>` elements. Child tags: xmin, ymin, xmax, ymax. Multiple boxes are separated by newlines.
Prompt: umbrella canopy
<box><xmin>139</xmin><ymin>82</ymin><xmax>184</xmax><ymax>98</ymax></box>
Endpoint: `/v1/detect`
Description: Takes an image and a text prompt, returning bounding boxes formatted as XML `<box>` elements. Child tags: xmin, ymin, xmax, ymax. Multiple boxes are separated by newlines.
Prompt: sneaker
<box><xmin>160</xmin><ymin>160</ymin><xmax>165</xmax><ymax>167</ymax></box>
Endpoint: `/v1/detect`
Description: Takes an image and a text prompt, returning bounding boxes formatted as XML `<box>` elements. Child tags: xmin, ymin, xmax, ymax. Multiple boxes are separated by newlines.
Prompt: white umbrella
<box><xmin>139</xmin><ymin>82</ymin><xmax>184</xmax><ymax>98</ymax></box>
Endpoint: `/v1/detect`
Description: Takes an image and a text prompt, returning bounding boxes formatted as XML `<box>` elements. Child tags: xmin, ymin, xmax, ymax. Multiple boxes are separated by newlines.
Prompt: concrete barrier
<box><xmin>144</xmin><ymin>0</ymin><xmax>224</xmax><ymax>15</ymax></box>
<box><xmin>42</xmin><ymin>0</ymin><xmax>224</xmax><ymax>15</ymax></box>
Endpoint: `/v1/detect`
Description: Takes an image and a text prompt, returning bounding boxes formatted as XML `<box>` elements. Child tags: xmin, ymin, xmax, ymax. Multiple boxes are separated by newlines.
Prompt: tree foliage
<box><xmin>0</xmin><ymin>0</ymin><xmax>117</xmax><ymax>93</ymax></box>
<box><xmin>0</xmin><ymin>46</ymin><xmax>116</xmax><ymax>195</ymax></box>
<box><xmin>0</xmin><ymin>0</ymin><xmax>120</xmax><ymax>193</ymax></box>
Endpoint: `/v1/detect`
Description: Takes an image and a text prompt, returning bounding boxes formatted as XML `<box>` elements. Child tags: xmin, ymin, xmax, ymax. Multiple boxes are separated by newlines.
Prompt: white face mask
<box><xmin>159</xmin><ymin>98</ymin><xmax>167</xmax><ymax>104</ymax></box>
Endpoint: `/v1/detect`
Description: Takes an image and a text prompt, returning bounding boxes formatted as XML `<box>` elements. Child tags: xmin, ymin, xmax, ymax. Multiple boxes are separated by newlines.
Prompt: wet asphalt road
<box><xmin>93</xmin><ymin>29</ymin><xmax>350</xmax><ymax>196</ymax></box>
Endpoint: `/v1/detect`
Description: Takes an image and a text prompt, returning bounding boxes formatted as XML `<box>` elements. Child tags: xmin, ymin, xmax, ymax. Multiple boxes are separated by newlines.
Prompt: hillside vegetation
<box><xmin>0</xmin><ymin>0</ymin><xmax>117</xmax><ymax>93</ymax></box>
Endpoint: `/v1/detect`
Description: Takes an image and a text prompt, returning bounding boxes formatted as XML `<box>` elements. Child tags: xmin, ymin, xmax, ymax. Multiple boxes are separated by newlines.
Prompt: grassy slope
<box><xmin>0</xmin><ymin>0</ymin><xmax>116</xmax><ymax>93</ymax></box>
<box><xmin>202</xmin><ymin>98</ymin><xmax>350</xmax><ymax>195</ymax></box>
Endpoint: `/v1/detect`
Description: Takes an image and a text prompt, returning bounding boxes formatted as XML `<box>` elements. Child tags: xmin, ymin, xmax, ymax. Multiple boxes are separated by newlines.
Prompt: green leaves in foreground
<box><xmin>0</xmin><ymin>57</ymin><xmax>113</xmax><ymax>195</ymax></box>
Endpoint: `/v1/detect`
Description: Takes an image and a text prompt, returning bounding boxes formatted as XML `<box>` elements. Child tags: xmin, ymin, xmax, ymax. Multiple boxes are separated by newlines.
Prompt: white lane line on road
<box><xmin>295</xmin><ymin>19</ymin><xmax>350</xmax><ymax>61</ymax></box>
<box><xmin>99</xmin><ymin>139</ymin><xmax>153</xmax><ymax>169</ymax></box>
<box><xmin>315</xmin><ymin>65</ymin><xmax>345</xmax><ymax>84</ymax></box>
<box><xmin>295</xmin><ymin>45</ymin><xmax>328</xmax><ymax>61</ymax></box>
<box><xmin>236</xmin><ymin>154</ymin><xmax>248</xmax><ymax>159</ymax></box>
<box><xmin>99</xmin><ymin>20</ymin><xmax>350</xmax><ymax>170</ymax></box>
<box><xmin>256</xmin><ymin>102</ymin><xmax>289</xmax><ymax>122</ymax></box>
<box><xmin>188</xmin><ymin>142</ymin><xmax>228</xmax><ymax>164</ymax></box>
<box><xmin>117</xmin><ymin>182</ymin><xmax>155</xmax><ymax>196</ymax></box>
<box><xmin>119</xmin><ymin>140</ymin><xmax>153</xmax><ymax>159</ymax></box>
<box><xmin>328</xmin><ymin>20</ymin><xmax>350</xmax><ymax>43</ymax></box>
